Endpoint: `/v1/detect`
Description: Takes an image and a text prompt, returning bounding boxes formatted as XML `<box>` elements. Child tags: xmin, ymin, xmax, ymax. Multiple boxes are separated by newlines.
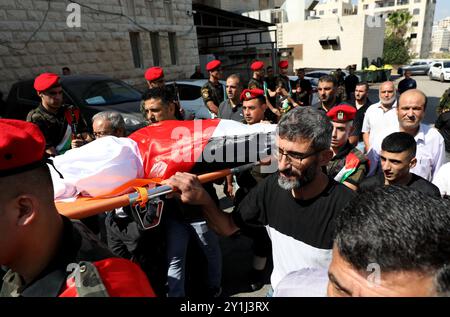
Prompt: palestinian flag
<box><xmin>129</xmin><ymin>119</ymin><xmax>276</xmax><ymax>180</ymax></box>
<box><xmin>54</xmin><ymin>119</ymin><xmax>276</xmax><ymax>218</ymax></box>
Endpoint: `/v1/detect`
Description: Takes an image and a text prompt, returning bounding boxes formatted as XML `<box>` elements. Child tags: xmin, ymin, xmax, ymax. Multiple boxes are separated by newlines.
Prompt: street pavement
<box><xmin>215</xmin><ymin>74</ymin><xmax>448</xmax><ymax>297</ymax></box>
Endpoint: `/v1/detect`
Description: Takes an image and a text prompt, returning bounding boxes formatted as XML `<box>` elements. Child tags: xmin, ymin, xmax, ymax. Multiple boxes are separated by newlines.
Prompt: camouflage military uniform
<box><xmin>0</xmin><ymin>217</ymin><xmax>145</xmax><ymax>297</ymax></box>
<box><xmin>26</xmin><ymin>104</ymin><xmax>88</xmax><ymax>154</ymax></box>
<box><xmin>201</xmin><ymin>81</ymin><xmax>225</xmax><ymax>112</ymax></box>
<box><xmin>326</xmin><ymin>141</ymin><xmax>368</xmax><ymax>187</ymax></box>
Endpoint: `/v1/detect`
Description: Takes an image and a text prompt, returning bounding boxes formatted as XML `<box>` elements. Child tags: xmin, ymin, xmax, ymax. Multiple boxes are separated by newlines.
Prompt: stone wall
<box><xmin>0</xmin><ymin>0</ymin><xmax>199</xmax><ymax>96</ymax></box>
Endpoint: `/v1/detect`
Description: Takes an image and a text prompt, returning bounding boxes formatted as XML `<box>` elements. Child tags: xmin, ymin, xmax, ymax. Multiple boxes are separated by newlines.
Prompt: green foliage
<box><xmin>383</xmin><ymin>35</ymin><xmax>411</xmax><ymax>65</ymax></box>
<box><xmin>386</xmin><ymin>10</ymin><xmax>413</xmax><ymax>38</ymax></box>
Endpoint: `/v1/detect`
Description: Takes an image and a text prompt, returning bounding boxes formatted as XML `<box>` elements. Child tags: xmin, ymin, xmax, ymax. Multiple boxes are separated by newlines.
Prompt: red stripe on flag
<box><xmin>129</xmin><ymin>119</ymin><xmax>220</xmax><ymax>179</ymax></box>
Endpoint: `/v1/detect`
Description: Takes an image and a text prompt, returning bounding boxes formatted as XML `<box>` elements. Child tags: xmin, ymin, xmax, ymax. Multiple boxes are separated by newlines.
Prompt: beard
<box><xmin>277</xmin><ymin>162</ymin><xmax>318</xmax><ymax>191</ymax></box>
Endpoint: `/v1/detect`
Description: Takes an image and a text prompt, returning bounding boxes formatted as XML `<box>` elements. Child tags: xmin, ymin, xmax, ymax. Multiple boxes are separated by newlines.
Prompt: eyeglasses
<box><xmin>275</xmin><ymin>147</ymin><xmax>322</xmax><ymax>165</ymax></box>
<box><xmin>93</xmin><ymin>130</ymin><xmax>114</xmax><ymax>138</ymax></box>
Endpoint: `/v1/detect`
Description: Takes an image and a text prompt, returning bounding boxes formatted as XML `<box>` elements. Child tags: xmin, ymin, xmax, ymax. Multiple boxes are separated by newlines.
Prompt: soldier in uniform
<box><xmin>249</xmin><ymin>61</ymin><xmax>280</xmax><ymax>122</ymax></box>
<box><xmin>26</xmin><ymin>73</ymin><xmax>90</xmax><ymax>157</ymax></box>
<box><xmin>268</xmin><ymin>60</ymin><xmax>299</xmax><ymax>114</ymax></box>
<box><xmin>248</xmin><ymin>60</ymin><xmax>266</xmax><ymax>90</ymax></box>
<box><xmin>144</xmin><ymin>67</ymin><xmax>183</xmax><ymax>119</ymax></box>
<box><xmin>0</xmin><ymin>119</ymin><xmax>155</xmax><ymax>297</ymax></box>
<box><xmin>201</xmin><ymin>60</ymin><xmax>225</xmax><ymax>117</ymax></box>
<box><xmin>325</xmin><ymin>104</ymin><xmax>368</xmax><ymax>191</ymax></box>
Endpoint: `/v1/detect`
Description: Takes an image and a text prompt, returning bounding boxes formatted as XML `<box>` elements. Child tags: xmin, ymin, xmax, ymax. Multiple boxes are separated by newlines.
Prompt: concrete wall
<box><xmin>0</xmin><ymin>0</ymin><xmax>199</xmax><ymax>96</ymax></box>
<box><xmin>281</xmin><ymin>14</ymin><xmax>384</xmax><ymax>70</ymax></box>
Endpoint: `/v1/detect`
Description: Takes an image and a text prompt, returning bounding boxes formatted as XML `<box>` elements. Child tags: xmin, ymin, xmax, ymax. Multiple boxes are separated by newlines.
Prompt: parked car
<box><xmin>4</xmin><ymin>74</ymin><xmax>146</xmax><ymax>133</ymax></box>
<box><xmin>305</xmin><ymin>70</ymin><xmax>362</xmax><ymax>85</ymax></box>
<box><xmin>397</xmin><ymin>60</ymin><xmax>434</xmax><ymax>76</ymax></box>
<box><xmin>428</xmin><ymin>60</ymin><xmax>450</xmax><ymax>82</ymax></box>
<box><xmin>166</xmin><ymin>79</ymin><xmax>226</xmax><ymax>119</ymax></box>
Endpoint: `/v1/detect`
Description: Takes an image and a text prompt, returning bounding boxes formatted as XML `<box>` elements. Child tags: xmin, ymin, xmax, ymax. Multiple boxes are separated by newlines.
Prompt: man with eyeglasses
<box><xmin>27</xmin><ymin>73</ymin><xmax>90</xmax><ymax>156</ymax></box>
<box><xmin>92</xmin><ymin>111</ymin><xmax>126</xmax><ymax>139</ymax></box>
<box><xmin>165</xmin><ymin>107</ymin><xmax>355</xmax><ymax>294</ymax></box>
<box><xmin>201</xmin><ymin>59</ymin><xmax>225</xmax><ymax>117</ymax></box>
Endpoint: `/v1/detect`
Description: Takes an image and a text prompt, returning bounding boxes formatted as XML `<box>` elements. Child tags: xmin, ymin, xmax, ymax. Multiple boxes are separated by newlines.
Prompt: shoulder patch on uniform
<box><xmin>201</xmin><ymin>88</ymin><xmax>209</xmax><ymax>99</ymax></box>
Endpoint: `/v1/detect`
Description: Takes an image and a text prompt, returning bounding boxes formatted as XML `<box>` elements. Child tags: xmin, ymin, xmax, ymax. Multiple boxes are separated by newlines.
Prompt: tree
<box><xmin>383</xmin><ymin>10</ymin><xmax>413</xmax><ymax>65</ymax></box>
<box><xmin>383</xmin><ymin>35</ymin><xmax>411</xmax><ymax>65</ymax></box>
<box><xmin>386</xmin><ymin>10</ymin><xmax>413</xmax><ymax>38</ymax></box>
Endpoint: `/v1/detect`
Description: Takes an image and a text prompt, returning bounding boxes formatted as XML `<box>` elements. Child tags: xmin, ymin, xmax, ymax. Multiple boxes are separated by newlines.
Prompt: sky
<box><xmin>434</xmin><ymin>0</ymin><xmax>450</xmax><ymax>22</ymax></box>
<box><xmin>348</xmin><ymin>0</ymin><xmax>449</xmax><ymax>23</ymax></box>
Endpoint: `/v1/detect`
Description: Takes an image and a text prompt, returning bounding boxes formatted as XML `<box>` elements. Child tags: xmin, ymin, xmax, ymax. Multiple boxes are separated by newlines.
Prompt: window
<box><xmin>177</xmin><ymin>84</ymin><xmax>201</xmax><ymax>100</ymax></box>
<box><xmin>164</xmin><ymin>0</ymin><xmax>173</xmax><ymax>23</ymax></box>
<box><xmin>18</xmin><ymin>80</ymin><xmax>42</xmax><ymax>102</ymax></box>
<box><xmin>413</xmin><ymin>8</ymin><xmax>420</xmax><ymax>15</ymax></box>
<box><xmin>412</xmin><ymin>21</ymin><xmax>419</xmax><ymax>27</ymax></box>
<box><xmin>168</xmin><ymin>32</ymin><xmax>178</xmax><ymax>65</ymax></box>
<box><xmin>363</xmin><ymin>4</ymin><xmax>368</xmax><ymax>9</ymax></box>
<box><xmin>410</xmin><ymin>33</ymin><xmax>417</xmax><ymax>39</ymax></box>
<box><xmin>414</xmin><ymin>0</ymin><xmax>421</xmax><ymax>3</ymax></box>
<box><xmin>150</xmin><ymin>32</ymin><xmax>161</xmax><ymax>66</ymax></box>
<box><xmin>332</xmin><ymin>9</ymin><xmax>338</xmax><ymax>14</ymax></box>
<box><xmin>129</xmin><ymin>32</ymin><xmax>143</xmax><ymax>68</ymax></box>
<box><xmin>319</xmin><ymin>10</ymin><xmax>324</xmax><ymax>15</ymax></box>
<box><xmin>82</xmin><ymin>81</ymin><xmax>141</xmax><ymax>106</ymax></box>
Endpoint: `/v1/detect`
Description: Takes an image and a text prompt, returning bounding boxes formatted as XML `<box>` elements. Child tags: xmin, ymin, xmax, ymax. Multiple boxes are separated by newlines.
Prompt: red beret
<box><xmin>34</xmin><ymin>73</ymin><xmax>60</xmax><ymax>93</ymax></box>
<box><xmin>0</xmin><ymin>119</ymin><xmax>46</xmax><ymax>177</ymax></box>
<box><xmin>240</xmin><ymin>88</ymin><xmax>265</xmax><ymax>102</ymax></box>
<box><xmin>206</xmin><ymin>60</ymin><xmax>222</xmax><ymax>72</ymax></box>
<box><xmin>278</xmin><ymin>60</ymin><xmax>289</xmax><ymax>69</ymax></box>
<box><xmin>144</xmin><ymin>67</ymin><xmax>164</xmax><ymax>81</ymax></box>
<box><xmin>327</xmin><ymin>104</ymin><xmax>357</xmax><ymax>122</ymax></box>
<box><xmin>251</xmin><ymin>61</ymin><xmax>265</xmax><ymax>71</ymax></box>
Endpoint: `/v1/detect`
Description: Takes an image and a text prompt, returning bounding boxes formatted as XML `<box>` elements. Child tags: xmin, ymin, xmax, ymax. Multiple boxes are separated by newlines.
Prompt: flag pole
<box><xmin>57</xmin><ymin>161</ymin><xmax>262</xmax><ymax>219</ymax></box>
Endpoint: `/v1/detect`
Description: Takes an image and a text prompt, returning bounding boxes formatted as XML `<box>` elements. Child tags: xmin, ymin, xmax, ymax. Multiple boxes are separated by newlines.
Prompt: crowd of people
<box><xmin>1</xmin><ymin>58</ymin><xmax>450</xmax><ymax>297</ymax></box>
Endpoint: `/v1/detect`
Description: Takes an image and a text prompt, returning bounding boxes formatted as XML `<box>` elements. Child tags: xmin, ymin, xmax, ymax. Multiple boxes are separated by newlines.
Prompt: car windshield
<box><xmin>64</xmin><ymin>79</ymin><xmax>142</xmax><ymax>106</ymax></box>
<box><xmin>444</xmin><ymin>62</ymin><xmax>450</xmax><ymax>68</ymax></box>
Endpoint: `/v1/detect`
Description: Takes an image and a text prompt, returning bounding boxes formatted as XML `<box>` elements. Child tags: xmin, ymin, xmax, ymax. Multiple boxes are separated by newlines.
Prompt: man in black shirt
<box><xmin>344</xmin><ymin>67</ymin><xmax>359</xmax><ymax>102</ymax></box>
<box><xmin>218</xmin><ymin>74</ymin><xmax>244</xmax><ymax>122</ymax></box>
<box><xmin>349</xmin><ymin>82</ymin><xmax>371</xmax><ymax>147</ymax></box>
<box><xmin>312</xmin><ymin>75</ymin><xmax>341</xmax><ymax>112</ymax></box>
<box><xmin>293</xmin><ymin>68</ymin><xmax>312</xmax><ymax>106</ymax></box>
<box><xmin>166</xmin><ymin>107</ymin><xmax>355</xmax><ymax>292</ymax></box>
<box><xmin>359</xmin><ymin>132</ymin><xmax>441</xmax><ymax>197</ymax></box>
<box><xmin>398</xmin><ymin>70</ymin><xmax>417</xmax><ymax>95</ymax></box>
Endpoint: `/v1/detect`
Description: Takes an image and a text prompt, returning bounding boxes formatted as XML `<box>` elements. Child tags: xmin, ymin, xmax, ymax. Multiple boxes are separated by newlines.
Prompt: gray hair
<box><xmin>92</xmin><ymin>111</ymin><xmax>126</xmax><ymax>131</ymax></box>
<box><xmin>277</xmin><ymin>107</ymin><xmax>332</xmax><ymax>151</ymax></box>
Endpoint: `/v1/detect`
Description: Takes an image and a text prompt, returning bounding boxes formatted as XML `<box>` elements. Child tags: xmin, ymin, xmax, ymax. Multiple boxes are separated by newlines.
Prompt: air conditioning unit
<box><xmin>319</xmin><ymin>36</ymin><xmax>340</xmax><ymax>48</ymax></box>
<box><xmin>319</xmin><ymin>36</ymin><xmax>329</xmax><ymax>46</ymax></box>
<box><xmin>328</xmin><ymin>36</ymin><xmax>339</xmax><ymax>46</ymax></box>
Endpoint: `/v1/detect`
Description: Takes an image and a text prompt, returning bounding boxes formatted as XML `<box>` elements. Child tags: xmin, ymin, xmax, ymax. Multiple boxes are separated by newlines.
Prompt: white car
<box><xmin>428</xmin><ymin>60</ymin><xmax>450</xmax><ymax>82</ymax></box>
<box><xmin>166</xmin><ymin>79</ymin><xmax>226</xmax><ymax>120</ymax></box>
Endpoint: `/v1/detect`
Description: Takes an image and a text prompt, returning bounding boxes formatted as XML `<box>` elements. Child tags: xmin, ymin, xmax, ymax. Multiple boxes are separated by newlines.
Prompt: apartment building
<box><xmin>314</xmin><ymin>0</ymin><xmax>356</xmax><ymax>18</ymax></box>
<box><xmin>358</xmin><ymin>0</ymin><xmax>436</xmax><ymax>58</ymax></box>
<box><xmin>432</xmin><ymin>20</ymin><xmax>450</xmax><ymax>53</ymax></box>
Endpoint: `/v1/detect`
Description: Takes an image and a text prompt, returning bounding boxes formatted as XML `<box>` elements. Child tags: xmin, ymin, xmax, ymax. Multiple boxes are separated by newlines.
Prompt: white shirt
<box><xmin>367</xmin><ymin>124</ymin><xmax>446</xmax><ymax>181</ymax></box>
<box><xmin>433</xmin><ymin>163</ymin><xmax>450</xmax><ymax>197</ymax></box>
<box><xmin>362</xmin><ymin>101</ymin><xmax>399</xmax><ymax>150</ymax></box>
<box><xmin>409</xmin><ymin>124</ymin><xmax>446</xmax><ymax>181</ymax></box>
